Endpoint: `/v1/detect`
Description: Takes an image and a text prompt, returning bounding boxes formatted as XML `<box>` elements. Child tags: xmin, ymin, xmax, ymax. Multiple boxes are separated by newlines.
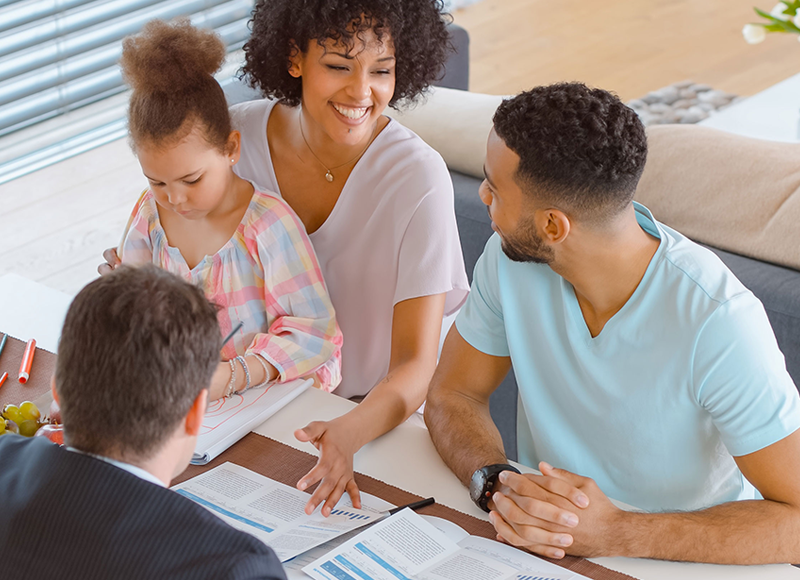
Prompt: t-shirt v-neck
<box><xmin>563</xmin><ymin>207</ymin><xmax>664</xmax><ymax>346</ymax></box>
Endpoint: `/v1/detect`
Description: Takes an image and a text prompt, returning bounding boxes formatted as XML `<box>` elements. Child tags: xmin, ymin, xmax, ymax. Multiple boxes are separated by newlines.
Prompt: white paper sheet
<box><xmin>303</xmin><ymin>509</ymin><xmax>461</xmax><ymax>580</ymax></box>
<box><xmin>191</xmin><ymin>378</ymin><xmax>312</xmax><ymax>465</ymax></box>
<box><xmin>302</xmin><ymin>509</ymin><xmax>590</xmax><ymax>580</ymax></box>
<box><xmin>172</xmin><ymin>462</ymin><xmax>385</xmax><ymax>562</ymax></box>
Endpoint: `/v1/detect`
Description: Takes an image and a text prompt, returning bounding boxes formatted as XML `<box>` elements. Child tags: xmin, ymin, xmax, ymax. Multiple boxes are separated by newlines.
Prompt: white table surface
<box><xmin>2</xmin><ymin>273</ymin><xmax>798</xmax><ymax>580</ymax></box>
<box><xmin>698</xmin><ymin>71</ymin><xmax>800</xmax><ymax>143</ymax></box>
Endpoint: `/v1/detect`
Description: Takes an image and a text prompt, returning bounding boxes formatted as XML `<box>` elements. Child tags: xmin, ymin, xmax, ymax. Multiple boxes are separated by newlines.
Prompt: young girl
<box><xmin>116</xmin><ymin>19</ymin><xmax>342</xmax><ymax>399</ymax></box>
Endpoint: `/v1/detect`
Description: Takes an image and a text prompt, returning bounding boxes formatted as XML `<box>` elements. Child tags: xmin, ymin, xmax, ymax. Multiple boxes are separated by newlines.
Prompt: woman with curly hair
<box><xmin>103</xmin><ymin>0</ymin><xmax>468</xmax><ymax>515</ymax></box>
<box><xmin>234</xmin><ymin>0</ymin><xmax>469</xmax><ymax>516</ymax></box>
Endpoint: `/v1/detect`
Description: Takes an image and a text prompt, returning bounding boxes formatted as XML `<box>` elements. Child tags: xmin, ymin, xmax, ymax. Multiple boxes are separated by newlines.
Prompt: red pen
<box><xmin>0</xmin><ymin>372</ymin><xmax>7</xmax><ymax>389</ymax></box>
<box><xmin>18</xmin><ymin>338</ymin><xmax>36</xmax><ymax>384</ymax></box>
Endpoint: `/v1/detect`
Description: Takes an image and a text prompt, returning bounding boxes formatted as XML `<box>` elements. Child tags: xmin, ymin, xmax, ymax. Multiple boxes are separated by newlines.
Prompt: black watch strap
<box><xmin>470</xmin><ymin>463</ymin><xmax>521</xmax><ymax>513</ymax></box>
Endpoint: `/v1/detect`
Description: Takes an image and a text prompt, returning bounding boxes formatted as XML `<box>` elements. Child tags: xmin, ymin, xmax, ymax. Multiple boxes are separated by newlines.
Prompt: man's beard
<box><xmin>492</xmin><ymin>208</ymin><xmax>554</xmax><ymax>264</ymax></box>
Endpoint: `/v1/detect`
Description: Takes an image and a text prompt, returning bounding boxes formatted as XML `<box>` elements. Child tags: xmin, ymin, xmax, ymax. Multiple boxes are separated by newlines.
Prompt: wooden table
<box><xmin>1</xmin><ymin>273</ymin><xmax>798</xmax><ymax>580</ymax></box>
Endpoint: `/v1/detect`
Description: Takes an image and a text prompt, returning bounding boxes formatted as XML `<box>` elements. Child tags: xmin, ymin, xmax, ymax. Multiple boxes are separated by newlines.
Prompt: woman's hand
<box><xmin>295</xmin><ymin>418</ymin><xmax>362</xmax><ymax>516</ymax></box>
<box><xmin>98</xmin><ymin>247</ymin><xmax>121</xmax><ymax>276</ymax></box>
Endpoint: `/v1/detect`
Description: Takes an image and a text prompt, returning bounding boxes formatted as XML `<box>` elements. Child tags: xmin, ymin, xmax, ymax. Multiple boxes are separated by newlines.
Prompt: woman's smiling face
<box><xmin>290</xmin><ymin>28</ymin><xmax>396</xmax><ymax>145</ymax></box>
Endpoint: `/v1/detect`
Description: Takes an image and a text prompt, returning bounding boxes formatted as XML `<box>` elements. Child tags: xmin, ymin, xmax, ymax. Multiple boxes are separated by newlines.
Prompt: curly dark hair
<box><xmin>121</xmin><ymin>19</ymin><xmax>231</xmax><ymax>151</ymax></box>
<box><xmin>242</xmin><ymin>0</ymin><xmax>452</xmax><ymax>108</ymax></box>
<box><xmin>493</xmin><ymin>82</ymin><xmax>648</xmax><ymax>221</ymax></box>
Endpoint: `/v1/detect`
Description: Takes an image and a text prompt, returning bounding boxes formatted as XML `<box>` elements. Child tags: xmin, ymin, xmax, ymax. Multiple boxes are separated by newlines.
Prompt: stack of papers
<box><xmin>172</xmin><ymin>462</ymin><xmax>388</xmax><ymax>562</ymax></box>
<box><xmin>301</xmin><ymin>508</ymin><xmax>588</xmax><ymax>580</ymax></box>
<box><xmin>192</xmin><ymin>378</ymin><xmax>312</xmax><ymax>465</ymax></box>
<box><xmin>175</xmin><ymin>463</ymin><xmax>589</xmax><ymax>580</ymax></box>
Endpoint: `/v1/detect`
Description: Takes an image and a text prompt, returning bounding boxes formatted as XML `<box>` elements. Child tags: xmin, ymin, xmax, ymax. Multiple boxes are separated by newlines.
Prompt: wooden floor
<box><xmin>3</xmin><ymin>0</ymin><xmax>800</xmax><ymax>294</ymax></box>
<box><xmin>453</xmin><ymin>0</ymin><xmax>800</xmax><ymax>100</ymax></box>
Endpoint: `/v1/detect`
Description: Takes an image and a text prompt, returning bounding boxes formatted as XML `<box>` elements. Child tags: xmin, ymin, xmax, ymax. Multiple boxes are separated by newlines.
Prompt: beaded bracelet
<box><xmin>225</xmin><ymin>359</ymin><xmax>237</xmax><ymax>398</ymax></box>
<box><xmin>233</xmin><ymin>355</ymin><xmax>250</xmax><ymax>395</ymax></box>
<box><xmin>250</xmin><ymin>355</ymin><xmax>273</xmax><ymax>390</ymax></box>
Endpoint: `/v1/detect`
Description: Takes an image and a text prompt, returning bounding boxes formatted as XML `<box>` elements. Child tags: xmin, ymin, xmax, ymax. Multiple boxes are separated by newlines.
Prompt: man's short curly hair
<box><xmin>493</xmin><ymin>83</ymin><xmax>648</xmax><ymax>222</ymax></box>
<box><xmin>242</xmin><ymin>0</ymin><xmax>451</xmax><ymax>108</ymax></box>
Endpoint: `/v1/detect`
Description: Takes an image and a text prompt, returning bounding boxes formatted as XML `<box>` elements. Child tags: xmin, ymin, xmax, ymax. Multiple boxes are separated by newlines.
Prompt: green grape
<box><xmin>18</xmin><ymin>419</ymin><xmax>39</xmax><ymax>437</ymax></box>
<box><xmin>5</xmin><ymin>419</ymin><xmax>18</xmax><ymax>434</ymax></box>
<box><xmin>19</xmin><ymin>401</ymin><xmax>40</xmax><ymax>422</ymax></box>
<box><xmin>2</xmin><ymin>405</ymin><xmax>24</xmax><ymax>426</ymax></box>
<box><xmin>0</xmin><ymin>419</ymin><xmax>5</xmax><ymax>435</ymax></box>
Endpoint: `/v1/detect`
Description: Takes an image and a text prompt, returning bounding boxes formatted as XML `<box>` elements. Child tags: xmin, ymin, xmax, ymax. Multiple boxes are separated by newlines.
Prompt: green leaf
<box><xmin>754</xmin><ymin>7</ymin><xmax>799</xmax><ymax>31</ymax></box>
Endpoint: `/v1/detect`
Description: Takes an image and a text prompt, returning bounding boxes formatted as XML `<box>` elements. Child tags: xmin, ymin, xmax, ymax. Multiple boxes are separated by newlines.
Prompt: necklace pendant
<box><xmin>325</xmin><ymin>171</ymin><xmax>334</xmax><ymax>182</ymax></box>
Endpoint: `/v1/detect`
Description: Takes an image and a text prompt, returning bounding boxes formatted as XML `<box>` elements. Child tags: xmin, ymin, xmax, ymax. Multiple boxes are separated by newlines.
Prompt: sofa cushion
<box><xmin>387</xmin><ymin>88</ymin><xmax>504</xmax><ymax>179</ymax></box>
<box><xmin>636</xmin><ymin>124</ymin><xmax>800</xmax><ymax>271</ymax></box>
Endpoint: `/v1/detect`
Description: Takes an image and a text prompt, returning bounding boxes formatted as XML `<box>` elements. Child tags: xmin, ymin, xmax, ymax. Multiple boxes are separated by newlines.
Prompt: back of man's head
<box><xmin>492</xmin><ymin>82</ymin><xmax>648</xmax><ymax>224</ymax></box>
<box><xmin>56</xmin><ymin>265</ymin><xmax>220</xmax><ymax>461</ymax></box>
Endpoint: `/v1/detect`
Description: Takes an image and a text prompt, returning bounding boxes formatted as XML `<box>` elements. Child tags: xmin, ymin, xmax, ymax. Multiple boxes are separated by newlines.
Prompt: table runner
<box><xmin>0</xmin><ymin>333</ymin><xmax>637</xmax><ymax>580</ymax></box>
<box><xmin>0</xmin><ymin>334</ymin><xmax>56</xmax><ymax>410</ymax></box>
<box><xmin>174</xmin><ymin>433</ymin><xmax>637</xmax><ymax>580</ymax></box>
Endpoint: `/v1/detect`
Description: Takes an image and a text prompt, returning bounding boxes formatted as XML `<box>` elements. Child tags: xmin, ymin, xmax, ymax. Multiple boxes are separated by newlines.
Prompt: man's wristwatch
<box><xmin>469</xmin><ymin>463</ymin><xmax>521</xmax><ymax>513</ymax></box>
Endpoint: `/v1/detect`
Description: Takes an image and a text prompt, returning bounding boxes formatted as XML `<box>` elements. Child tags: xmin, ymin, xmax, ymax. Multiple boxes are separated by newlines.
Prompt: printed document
<box><xmin>172</xmin><ymin>462</ymin><xmax>386</xmax><ymax>562</ymax></box>
<box><xmin>192</xmin><ymin>378</ymin><xmax>312</xmax><ymax>465</ymax></box>
<box><xmin>302</xmin><ymin>509</ymin><xmax>587</xmax><ymax>580</ymax></box>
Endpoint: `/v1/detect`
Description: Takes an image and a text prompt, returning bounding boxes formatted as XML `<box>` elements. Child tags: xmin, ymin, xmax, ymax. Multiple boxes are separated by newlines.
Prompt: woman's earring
<box><xmin>230</xmin><ymin>159</ymin><xmax>235</xmax><ymax>163</ymax></box>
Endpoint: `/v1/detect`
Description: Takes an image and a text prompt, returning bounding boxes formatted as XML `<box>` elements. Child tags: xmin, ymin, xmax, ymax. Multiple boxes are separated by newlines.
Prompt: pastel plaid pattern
<box><xmin>121</xmin><ymin>189</ymin><xmax>342</xmax><ymax>391</ymax></box>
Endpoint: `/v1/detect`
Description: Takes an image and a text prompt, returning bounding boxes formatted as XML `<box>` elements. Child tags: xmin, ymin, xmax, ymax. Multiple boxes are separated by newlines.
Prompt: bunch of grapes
<box><xmin>1</xmin><ymin>401</ymin><xmax>64</xmax><ymax>444</ymax></box>
<box><xmin>1</xmin><ymin>401</ymin><xmax>42</xmax><ymax>437</ymax></box>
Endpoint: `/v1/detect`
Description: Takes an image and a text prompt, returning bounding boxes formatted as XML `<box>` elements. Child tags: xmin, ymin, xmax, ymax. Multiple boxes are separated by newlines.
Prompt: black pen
<box><xmin>388</xmin><ymin>497</ymin><xmax>435</xmax><ymax>515</ymax></box>
<box><xmin>221</xmin><ymin>322</ymin><xmax>244</xmax><ymax>348</ymax></box>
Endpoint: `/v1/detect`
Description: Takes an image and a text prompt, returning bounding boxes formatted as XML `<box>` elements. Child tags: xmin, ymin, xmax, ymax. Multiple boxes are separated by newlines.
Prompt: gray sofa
<box><xmin>228</xmin><ymin>24</ymin><xmax>800</xmax><ymax>462</ymax></box>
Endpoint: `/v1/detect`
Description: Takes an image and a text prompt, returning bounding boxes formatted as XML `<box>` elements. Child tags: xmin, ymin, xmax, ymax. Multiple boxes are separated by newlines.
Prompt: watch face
<box><xmin>469</xmin><ymin>467</ymin><xmax>489</xmax><ymax>503</ymax></box>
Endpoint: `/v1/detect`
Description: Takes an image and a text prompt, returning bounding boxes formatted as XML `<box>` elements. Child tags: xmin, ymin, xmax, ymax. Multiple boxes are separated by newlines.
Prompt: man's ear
<box><xmin>50</xmin><ymin>376</ymin><xmax>59</xmax><ymax>406</ymax></box>
<box><xmin>184</xmin><ymin>389</ymin><xmax>208</xmax><ymax>437</ymax></box>
<box><xmin>538</xmin><ymin>208</ymin><xmax>571</xmax><ymax>245</ymax></box>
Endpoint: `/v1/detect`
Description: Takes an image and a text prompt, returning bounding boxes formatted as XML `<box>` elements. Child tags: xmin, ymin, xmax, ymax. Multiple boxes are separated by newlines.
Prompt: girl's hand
<box><xmin>98</xmin><ymin>247</ymin><xmax>121</xmax><ymax>276</ymax></box>
<box><xmin>295</xmin><ymin>418</ymin><xmax>362</xmax><ymax>516</ymax></box>
<box><xmin>210</xmin><ymin>362</ymin><xmax>233</xmax><ymax>401</ymax></box>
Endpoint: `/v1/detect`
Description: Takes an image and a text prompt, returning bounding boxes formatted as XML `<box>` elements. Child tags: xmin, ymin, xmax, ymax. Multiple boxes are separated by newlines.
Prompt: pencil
<box><xmin>0</xmin><ymin>333</ymin><xmax>7</xmax><ymax>359</ymax></box>
<box><xmin>221</xmin><ymin>322</ymin><xmax>244</xmax><ymax>348</ymax></box>
<box><xmin>0</xmin><ymin>372</ymin><xmax>7</xmax><ymax>390</ymax></box>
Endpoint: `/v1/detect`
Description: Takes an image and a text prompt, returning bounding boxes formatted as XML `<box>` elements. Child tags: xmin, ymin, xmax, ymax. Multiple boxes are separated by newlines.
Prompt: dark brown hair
<box><xmin>120</xmin><ymin>19</ymin><xmax>231</xmax><ymax>151</ymax></box>
<box><xmin>56</xmin><ymin>265</ymin><xmax>221</xmax><ymax>462</ymax></box>
<box><xmin>493</xmin><ymin>83</ymin><xmax>648</xmax><ymax>223</ymax></box>
<box><xmin>242</xmin><ymin>0</ymin><xmax>452</xmax><ymax>108</ymax></box>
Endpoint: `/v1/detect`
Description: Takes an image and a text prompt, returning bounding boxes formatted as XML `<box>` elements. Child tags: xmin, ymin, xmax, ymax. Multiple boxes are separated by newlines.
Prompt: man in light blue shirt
<box><xmin>425</xmin><ymin>83</ymin><xmax>800</xmax><ymax>564</ymax></box>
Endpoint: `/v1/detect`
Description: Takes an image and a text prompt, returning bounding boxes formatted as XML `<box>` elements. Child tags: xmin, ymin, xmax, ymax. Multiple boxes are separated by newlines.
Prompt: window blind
<box><xmin>0</xmin><ymin>0</ymin><xmax>256</xmax><ymax>185</ymax></box>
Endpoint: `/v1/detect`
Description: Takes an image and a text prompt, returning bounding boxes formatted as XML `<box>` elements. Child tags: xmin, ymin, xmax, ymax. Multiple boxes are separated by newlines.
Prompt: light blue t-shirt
<box><xmin>456</xmin><ymin>203</ymin><xmax>800</xmax><ymax>512</ymax></box>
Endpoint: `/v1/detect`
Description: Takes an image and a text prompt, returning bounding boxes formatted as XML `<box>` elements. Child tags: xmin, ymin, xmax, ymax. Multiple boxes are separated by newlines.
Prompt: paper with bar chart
<box><xmin>171</xmin><ymin>462</ymin><xmax>387</xmax><ymax>562</ymax></box>
<box><xmin>303</xmin><ymin>509</ymin><xmax>586</xmax><ymax>580</ymax></box>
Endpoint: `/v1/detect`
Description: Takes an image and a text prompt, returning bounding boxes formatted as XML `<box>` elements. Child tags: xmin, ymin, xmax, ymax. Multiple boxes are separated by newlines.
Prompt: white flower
<box><xmin>794</xmin><ymin>12</ymin><xmax>800</xmax><ymax>27</ymax></box>
<box><xmin>771</xmin><ymin>2</ymin><xmax>791</xmax><ymax>20</ymax></box>
<box><xmin>743</xmin><ymin>23</ymin><xmax>767</xmax><ymax>44</ymax></box>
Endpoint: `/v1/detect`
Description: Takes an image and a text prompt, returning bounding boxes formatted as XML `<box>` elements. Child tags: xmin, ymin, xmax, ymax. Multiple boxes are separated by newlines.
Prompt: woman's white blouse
<box><xmin>231</xmin><ymin>99</ymin><xmax>469</xmax><ymax>398</ymax></box>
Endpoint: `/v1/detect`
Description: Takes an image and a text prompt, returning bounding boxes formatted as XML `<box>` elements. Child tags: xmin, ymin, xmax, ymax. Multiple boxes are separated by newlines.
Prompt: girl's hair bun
<box><xmin>121</xmin><ymin>18</ymin><xmax>226</xmax><ymax>95</ymax></box>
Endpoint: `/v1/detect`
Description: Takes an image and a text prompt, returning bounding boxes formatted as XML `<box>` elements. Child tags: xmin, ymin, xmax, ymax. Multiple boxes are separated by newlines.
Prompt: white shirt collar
<box><xmin>66</xmin><ymin>447</ymin><xmax>166</xmax><ymax>487</ymax></box>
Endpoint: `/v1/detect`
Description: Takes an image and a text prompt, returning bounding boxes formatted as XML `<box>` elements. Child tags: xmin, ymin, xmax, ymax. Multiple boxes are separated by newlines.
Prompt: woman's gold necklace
<box><xmin>298</xmin><ymin>107</ymin><xmax>377</xmax><ymax>183</ymax></box>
